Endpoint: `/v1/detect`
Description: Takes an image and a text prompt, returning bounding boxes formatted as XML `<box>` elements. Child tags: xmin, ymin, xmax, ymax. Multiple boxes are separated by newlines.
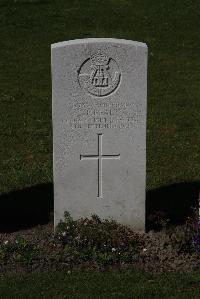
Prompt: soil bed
<box><xmin>0</xmin><ymin>219</ymin><xmax>199</xmax><ymax>275</ymax></box>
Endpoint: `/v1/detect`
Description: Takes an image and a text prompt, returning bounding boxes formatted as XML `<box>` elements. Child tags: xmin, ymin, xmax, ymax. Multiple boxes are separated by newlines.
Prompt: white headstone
<box><xmin>52</xmin><ymin>38</ymin><xmax>147</xmax><ymax>231</ymax></box>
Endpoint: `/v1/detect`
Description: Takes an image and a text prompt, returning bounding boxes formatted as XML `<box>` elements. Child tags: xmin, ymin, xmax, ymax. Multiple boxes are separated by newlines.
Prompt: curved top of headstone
<box><xmin>51</xmin><ymin>38</ymin><xmax>147</xmax><ymax>49</ymax></box>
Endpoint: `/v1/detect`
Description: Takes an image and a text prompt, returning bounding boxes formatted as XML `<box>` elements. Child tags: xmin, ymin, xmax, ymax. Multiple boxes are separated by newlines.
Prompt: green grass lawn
<box><xmin>0</xmin><ymin>0</ymin><xmax>199</xmax><ymax>194</ymax></box>
<box><xmin>0</xmin><ymin>270</ymin><xmax>199</xmax><ymax>299</ymax></box>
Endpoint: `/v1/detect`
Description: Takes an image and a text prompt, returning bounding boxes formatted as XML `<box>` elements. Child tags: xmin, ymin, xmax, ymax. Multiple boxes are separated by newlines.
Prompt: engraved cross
<box><xmin>80</xmin><ymin>134</ymin><xmax>120</xmax><ymax>198</ymax></box>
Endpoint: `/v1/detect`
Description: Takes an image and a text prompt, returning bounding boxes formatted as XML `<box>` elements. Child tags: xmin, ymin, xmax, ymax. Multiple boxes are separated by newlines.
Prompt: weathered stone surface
<box><xmin>52</xmin><ymin>38</ymin><xmax>147</xmax><ymax>231</ymax></box>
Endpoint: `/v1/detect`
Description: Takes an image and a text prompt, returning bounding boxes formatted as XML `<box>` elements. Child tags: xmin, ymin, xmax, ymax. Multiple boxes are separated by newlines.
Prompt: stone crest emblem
<box><xmin>78</xmin><ymin>50</ymin><xmax>121</xmax><ymax>97</ymax></box>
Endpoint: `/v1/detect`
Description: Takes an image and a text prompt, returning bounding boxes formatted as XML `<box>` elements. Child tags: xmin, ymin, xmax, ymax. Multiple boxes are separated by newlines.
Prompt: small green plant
<box><xmin>55</xmin><ymin>212</ymin><xmax>143</xmax><ymax>266</ymax></box>
<box><xmin>183</xmin><ymin>204</ymin><xmax>200</xmax><ymax>253</ymax></box>
<box><xmin>0</xmin><ymin>238</ymin><xmax>38</xmax><ymax>265</ymax></box>
<box><xmin>168</xmin><ymin>202</ymin><xmax>200</xmax><ymax>254</ymax></box>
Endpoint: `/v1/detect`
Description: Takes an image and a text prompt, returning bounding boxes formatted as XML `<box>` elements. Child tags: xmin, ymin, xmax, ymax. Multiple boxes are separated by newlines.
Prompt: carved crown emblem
<box><xmin>78</xmin><ymin>50</ymin><xmax>121</xmax><ymax>97</ymax></box>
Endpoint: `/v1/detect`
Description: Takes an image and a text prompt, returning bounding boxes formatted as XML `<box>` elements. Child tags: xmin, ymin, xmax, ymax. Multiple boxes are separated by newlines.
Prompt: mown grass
<box><xmin>0</xmin><ymin>0</ymin><xmax>199</xmax><ymax>194</ymax></box>
<box><xmin>0</xmin><ymin>270</ymin><xmax>200</xmax><ymax>299</ymax></box>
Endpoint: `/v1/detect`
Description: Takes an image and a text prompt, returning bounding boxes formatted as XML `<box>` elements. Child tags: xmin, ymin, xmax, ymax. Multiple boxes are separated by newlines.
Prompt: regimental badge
<box><xmin>78</xmin><ymin>50</ymin><xmax>121</xmax><ymax>97</ymax></box>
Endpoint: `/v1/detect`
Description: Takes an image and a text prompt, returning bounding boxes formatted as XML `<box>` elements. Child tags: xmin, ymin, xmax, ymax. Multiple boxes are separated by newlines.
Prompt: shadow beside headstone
<box><xmin>0</xmin><ymin>183</ymin><xmax>53</xmax><ymax>232</ymax></box>
<box><xmin>0</xmin><ymin>181</ymin><xmax>199</xmax><ymax>233</ymax></box>
<box><xmin>146</xmin><ymin>181</ymin><xmax>200</xmax><ymax>231</ymax></box>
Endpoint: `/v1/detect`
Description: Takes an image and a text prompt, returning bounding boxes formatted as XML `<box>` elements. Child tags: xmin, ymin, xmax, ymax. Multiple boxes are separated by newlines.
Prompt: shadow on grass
<box><xmin>0</xmin><ymin>181</ymin><xmax>199</xmax><ymax>232</ymax></box>
<box><xmin>0</xmin><ymin>183</ymin><xmax>53</xmax><ymax>232</ymax></box>
<box><xmin>146</xmin><ymin>181</ymin><xmax>200</xmax><ymax>231</ymax></box>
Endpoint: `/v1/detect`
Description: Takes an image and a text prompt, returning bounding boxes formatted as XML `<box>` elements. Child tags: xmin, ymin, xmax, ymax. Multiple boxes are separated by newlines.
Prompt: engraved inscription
<box><xmin>80</xmin><ymin>133</ymin><xmax>120</xmax><ymax>198</ymax></box>
<box><xmin>68</xmin><ymin>100</ymin><xmax>143</xmax><ymax>130</ymax></box>
<box><xmin>78</xmin><ymin>50</ymin><xmax>121</xmax><ymax>97</ymax></box>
